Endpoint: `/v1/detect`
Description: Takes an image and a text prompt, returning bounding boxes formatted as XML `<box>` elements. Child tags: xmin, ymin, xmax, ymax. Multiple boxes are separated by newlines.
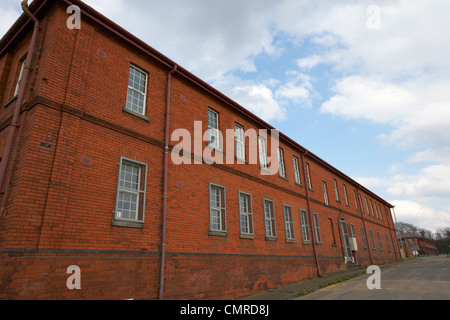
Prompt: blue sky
<box><xmin>2</xmin><ymin>0</ymin><xmax>450</xmax><ymax>233</ymax></box>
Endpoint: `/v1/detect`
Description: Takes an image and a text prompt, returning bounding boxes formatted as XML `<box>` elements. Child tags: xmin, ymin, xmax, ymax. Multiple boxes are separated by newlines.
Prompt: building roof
<box><xmin>0</xmin><ymin>0</ymin><xmax>395</xmax><ymax>208</ymax></box>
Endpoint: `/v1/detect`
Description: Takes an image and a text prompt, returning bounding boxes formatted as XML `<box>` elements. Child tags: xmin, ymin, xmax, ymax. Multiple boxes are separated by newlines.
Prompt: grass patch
<box><xmin>295</xmin><ymin>290</ymin><xmax>314</xmax><ymax>297</ymax></box>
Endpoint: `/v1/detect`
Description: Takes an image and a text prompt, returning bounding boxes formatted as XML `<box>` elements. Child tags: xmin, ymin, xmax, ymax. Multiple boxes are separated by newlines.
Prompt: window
<box><xmin>126</xmin><ymin>65</ymin><xmax>148</xmax><ymax>115</ymax></box>
<box><xmin>313</xmin><ymin>213</ymin><xmax>322</xmax><ymax>244</ymax></box>
<box><xmin>283</xmin><ymin>205</ymin><xmax>295</xmax><ymax>240</ymax></box>
<box><xmin>235</xmin><ymin>123</ymin><xmax>245</xmax><ymax>160</ymax></box>
<box><xmin>343</xmin><ymin>184</ymin><xmax>349</xmax><ymax>206</ymax></box>
<box><xmin>379</xmin><ymin>204</ymin><xmax>384</xmax><ymax>220</ymax></box>
<box><xmin>239</xmin><ymin>192</ymin><xmax>253</xmax><ymax>235</ymax></box>
<box><xmin>369</xmin><ymin>229</ymin><xmax>376</xmax><ymax>250</ymax></box>
<box><xmin>300</xmin><ymin>210</ymin><xmax>310</xmax><ymax>242</ymax></box>
<box><xmin>365</xmin><ymin>197</ymin><xmax>370</xmax><ymax>215</ymax></box>
<box><xmin>293</xmin><ymin>156</ymin><xmax>301</xmax><ymax>185</ymax></box>
<box><xmin>373</xmin><ymin>201</ymin><xmax>378</xmax><ymax>218</ymax></box>
<box><xmin>349</xmin><ymin>224</ymin><xmax>356</xmax><ymax>238</ymax></box>
<box><xmin>361</xmin><ymin>227</ymin><xmax>368</xmax><ymax>249</ymax></box>
<box><xmin>208</xmin><ymin>109</ymin><xmax>220</xmax><ymax>148</ymax></box>
<box><xmin>385</xmin><ymin>234</ymin><xmax>391</xmax><ymax>252</ymax></box>
<box><xmin>209</xmin><ymin>184</ymin><xmax>226</xmax><ymax>233</ymax></box>
<box><xmin>305</xmin><ymin>162</ymin><xmax>312</xmax><ymax>189</ymax></box>
<box><xmin>115</xmin><ymin>157</ymin><xmax>147</xmax><ymax>223</ymax></box>
<box><xmin>322</xmin><ymin>181</ymin><xmax>329</xmax><ymax>206</ymax></box>
<box><xmin>258</xmin><ymin>136</ymin><xmax>268</xmax><ymax>169</ymax></box>
<box><xmin>278</xmin><ymin>148</ymin><xmax>286</xmax><ymax>178</ymax></box>
<box><xmin>370</xmin><ymin>199</ymin><xmax>375</xmax><ymax>217</ymax></box>
<box><xmin>377</xmin><ymin>231</ymin><xmax>383</xmax><ymax>251</ymax></box>
<box><xmin>14</xmin><ymin>59</ymin><xmax>26</xmax><ymax>97</ymax></box>
<box><xmin>333</xmin><ymin>179</ymin><xmax>340</xmax><ymax>202</ymax></box>
<box><xmin>353</xmin><ymin>191</ymin><xmax>359</xmax><ymax>210</ymax></box>
<box><xmin>263</xmin><ymin>199</ymin><xmax>276</xmax><ymax>238</ymax></box>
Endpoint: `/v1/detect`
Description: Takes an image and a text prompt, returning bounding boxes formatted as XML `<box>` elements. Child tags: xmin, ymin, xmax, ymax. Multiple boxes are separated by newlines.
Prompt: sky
<box><xmin>1</xmin><ymin>0</ymin><xmax>450</xmax><ymax>233</ymax></box>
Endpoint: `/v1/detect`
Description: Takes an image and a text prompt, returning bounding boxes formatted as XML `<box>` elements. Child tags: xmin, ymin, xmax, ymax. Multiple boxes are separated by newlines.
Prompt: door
<box><xmin>340</xmin><ymin>220</ymin><xmax>353</xmax><ymax>262</ymax></box>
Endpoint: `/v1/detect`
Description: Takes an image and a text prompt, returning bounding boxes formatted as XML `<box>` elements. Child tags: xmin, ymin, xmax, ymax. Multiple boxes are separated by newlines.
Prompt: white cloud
<box><xmin>275</xmin><ymin>72</ymin><xmax>315</xmax><ymax>107</ymax></box>
<box><xmin>232</xmin><ymin>84</ymin><xmax>285</xmax><ymax>123</ymax></box>
<box><xmin>391</xmin><ymin>200</ymin><xmax>450</xmax><ymax>233</ymax></box>
<box><xmin>320</xmin><ymin>76</ymin><xmax>417</xmax><ymax>124</ymax></box>
<box><xmin>388</xmin><ymin>165</ymin><xmax>450</xmax><ymax>202</ymax></box>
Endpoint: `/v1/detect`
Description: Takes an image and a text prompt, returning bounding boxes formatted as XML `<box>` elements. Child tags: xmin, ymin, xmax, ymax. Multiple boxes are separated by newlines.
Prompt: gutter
<box><xmin>0</xmin><ymin>0</ymin><xmax>40</xmax><ymax>194</ymax></box>
<box><xmin>356</xmin><ymin>186</ymin><xmax>374</xmax><ymax>265</ymax></box>
<box><xmin>159</xmin><ymin>64</ymin><xmax>178</xmax><ymax>300</ymax></box>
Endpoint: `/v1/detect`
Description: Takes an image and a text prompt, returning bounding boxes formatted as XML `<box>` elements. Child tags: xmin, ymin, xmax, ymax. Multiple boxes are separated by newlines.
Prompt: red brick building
<box><xmin>400</xmin><ymin>234</ymin><xmax>439</xmax><ymax>257</ymax></box>
<box><xmin>0</xmin><ymin>0</ymin><xmax>401</xmax><ymax>300</ymax></box>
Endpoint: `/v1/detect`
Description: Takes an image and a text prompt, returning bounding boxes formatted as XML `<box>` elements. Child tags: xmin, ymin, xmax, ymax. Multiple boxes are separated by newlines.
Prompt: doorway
<box><xmin>340</xmin><ymin>220</ymin><xmax>353</xmax><ymax>263</ymax></box>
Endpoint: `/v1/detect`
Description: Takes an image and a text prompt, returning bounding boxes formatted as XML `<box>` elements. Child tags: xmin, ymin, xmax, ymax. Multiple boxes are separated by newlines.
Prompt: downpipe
<box><xmin>0</xmin><ymin>0</ymin><xmax>40</xmax><ymax>194</ymax></box>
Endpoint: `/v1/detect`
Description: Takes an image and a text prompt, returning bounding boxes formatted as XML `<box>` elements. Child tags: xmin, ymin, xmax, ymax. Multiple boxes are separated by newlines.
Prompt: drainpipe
<box><xmin>392</xmin><ymin>206</ymin><xmax>405</xmax><ymax>260</ymax></box>
<box><xmin>384</xmin><ymin>205</ymin><xmax>400</xmax><ymax>262</ymax></box>
<box><xmin>301</xmin><ymin>151</ymin><xmax>322</xmax><ymax>277</ymax></box>
<box><xmin>0</xmin><ymin>0</ymin><xmax>40</xmax><ymax>194</ymax></box>
<box><xmin>159</xmin><ymin>64</ymin><xmax>178</xmax><ymax>300</ymax></box>
<box><xmin>356</xmin><ymin>186</ymin><xmax>374</xmax><ymax>265</ymax></box>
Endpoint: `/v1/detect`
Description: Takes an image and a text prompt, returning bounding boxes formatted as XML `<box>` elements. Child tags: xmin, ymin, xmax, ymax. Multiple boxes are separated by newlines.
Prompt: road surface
<box><xmin>298</xmin><ymin>256</ymin><xmax>450</xmax><ymax>300</ymax></box>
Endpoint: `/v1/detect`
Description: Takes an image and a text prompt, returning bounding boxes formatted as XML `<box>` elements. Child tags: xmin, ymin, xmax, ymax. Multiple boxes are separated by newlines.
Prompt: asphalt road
<box><xmin>298</xmin><ymin>256</ymin><xmax>450</xmax><ymax>300</ymax></box>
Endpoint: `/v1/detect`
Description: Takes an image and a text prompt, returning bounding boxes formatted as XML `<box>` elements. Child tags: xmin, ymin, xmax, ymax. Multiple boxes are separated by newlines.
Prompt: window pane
<box><xmin>210</xmin><ymin>185</ymin><xmax>226</xmax><ymax>232</ymax></box>
<box><xmin>126</xmin><ymin>66</ymin><xmax>147</xmax><ymax>115</ymax></box>
<box><xmin>115</xmin><ymin>159</ymin><xmax>146</xmax><ymax>222</ymax></box>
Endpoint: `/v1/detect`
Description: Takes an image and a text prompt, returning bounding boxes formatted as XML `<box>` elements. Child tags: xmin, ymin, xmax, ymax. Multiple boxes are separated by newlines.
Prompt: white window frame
<box><xmin>258</xmin><ymin>136</ymin><xmax>268</xmax><ymax>169</ymax></box>
<box><xmin>306</xmin><ymin>162</ymin><xmax>312</xmax><ymax>189</ymax></box>
<box><xmin>369</xmin><ymin>199</ymin><xmax>375</xmax><ymax>217</ymax></box>
<box><xmin>349</xmin><ymin>223</ymin><xmax>356</xmax><ymax>238</ymax></box>
<box><xmin>385</xmin><ymin>234</ymin><xmax>391</xmax><ymax>252</ymax></box>
<box><xmin>361</xmin><ymin>227</ymin><xmax>368</xmax><ymax>249</ymax></box>
<box><xmin>322</xmin><ymin>181</ymin><xmax>329</xmax><ymax>206</ymax></box>
<box><xmin>14</xmin><ymin>59</ymin><xmax>26</xmax><ymax>97</ymax></box>
<box><xmin>263</xmin><ymin>199</ymin><xmax>276</xmax><ymax>238</ymax></box>
<box><xmin>208</xmin><ymin>108</ymin><xmax>220</xmax><ymax>149</ymax></box>
<box><xmin>126</xmin><ymin>65</ymin><xmax>148</xmax><ymax>115</ymax></box>
<box><xmin>343</xmin><ymin>184</ymin><xmax>349</xmax><ymax>206</ymax></box>
<box><xmin>293</xmin><ymin>156</ymin><xmax>301</xmax><ymax>185</ymax></box>
<box><xmin>114</xmin><ymin>157</ymin><xmax>147</xmax><ymax>223</ymax></box>
<box><xmin>209</xmin><ymin>183</ymin><xmax>227</xmax><ymax>233</ymax></box>
<box><xmin>239</xmin><ymin>192</ymin><xmax>253</xmax><ymax>235</ymax></box>
<box><xmin>283</xmin><ymin>205</ymin><xmax>295</xmax><ymax>240</ymax></box>
<box><xmin>377</xmin><ymin>231</ymin><xmax>383</xmax><ymax>251</ymax></box>
<box><xmin>313</xmin><ymin>212</ymin><xmax>322</xmax><ymax>244</ymax></box>
<box><xmin>300</xmin><ymin>209</ymin><xmax>310</xmax><ymax>242</ymax></box>
<box><xmin>333</xmin><ymin>179</ymin><xmax>340</xmax><ymax>202</ymax></box>
<box><xmin>365</xmin><ymin>197</ymin><xmax>371</xmax><ymax>216</ymax></box>
<box><xmin>235</xmin><ymin>123</ymin><xmax>245</xmax><ymax>160</ymax></box>
<box><xmin>369</xmin><ymin>229</ymin><xmax>376</xmax><ymax>250</ymax></box>
<box><xmin>278</xmin><ymin>148</ymin><xmax>286</xmax><ymax>178</ymax></box>
<box><xmin>353</xmin><ymin>190</ymin><xmax>359</xmax><ymax>210</ymax></box>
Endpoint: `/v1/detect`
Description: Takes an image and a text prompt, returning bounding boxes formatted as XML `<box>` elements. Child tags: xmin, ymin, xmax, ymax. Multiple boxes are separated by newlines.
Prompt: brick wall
<box><xmin>0</xmin><ymin>0</ymin><xmax>401</xmax><ymax>300</ymax></box>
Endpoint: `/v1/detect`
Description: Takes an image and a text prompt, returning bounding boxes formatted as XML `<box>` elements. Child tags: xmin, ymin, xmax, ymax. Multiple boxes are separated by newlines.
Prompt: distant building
<box><xmin>400</xmin><ymin>233</ymin><xmax>439</xmax><ymax>257</ymax></box>
<box><xmin>0</xmin><ymin>0</ymin><xmax>401</xmax><ymax>300</ymax></box>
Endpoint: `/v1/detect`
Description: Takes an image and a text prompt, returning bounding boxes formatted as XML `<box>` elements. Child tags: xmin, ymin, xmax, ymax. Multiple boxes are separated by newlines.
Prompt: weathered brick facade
<box><xmin>0</xmin><ymin>0</ymin><xmax>401</xmax><ymax>300</ymax></box>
